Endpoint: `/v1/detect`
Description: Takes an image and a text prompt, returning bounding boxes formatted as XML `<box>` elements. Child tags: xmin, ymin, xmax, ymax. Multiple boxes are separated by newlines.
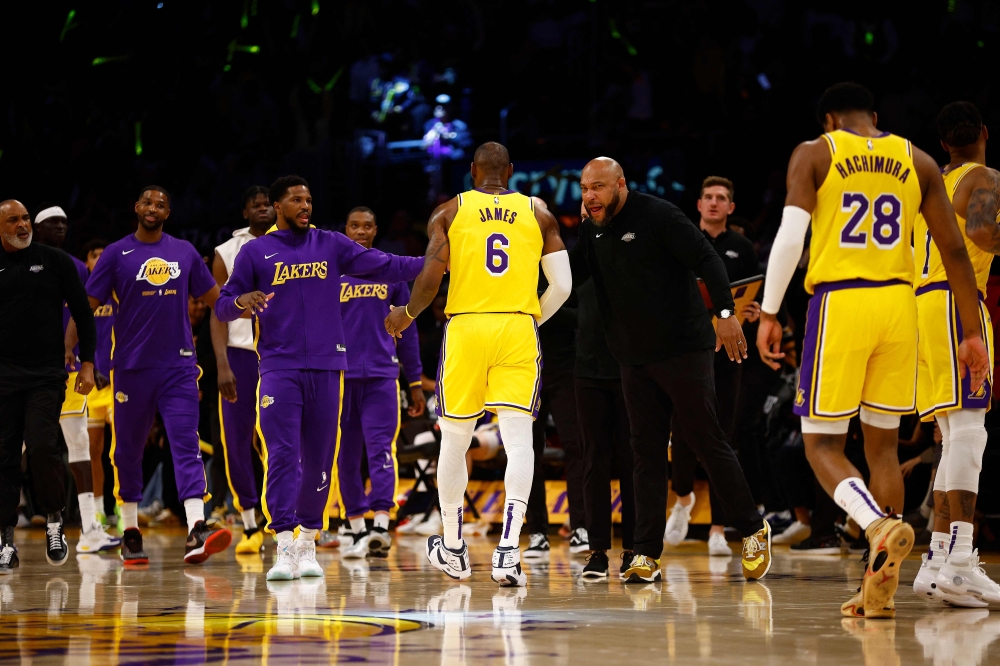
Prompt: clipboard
<box><xmin>697</xmin><ymin>274</ymin><xmax>763</xmax><ymax>327</ymax></box>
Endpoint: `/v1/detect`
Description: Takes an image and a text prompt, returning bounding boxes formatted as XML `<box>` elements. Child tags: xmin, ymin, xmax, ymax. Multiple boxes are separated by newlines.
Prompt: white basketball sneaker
<box><xmin>935</xmin><ymin>550</ymin><xmax>1000</xmax><ymax>608</ymax></box>
<box><xmin>342</xmin><ymin>532</ymin><xmax>371</xmax><ymax>559</ymax></box>
<box><xmin>266</xmin><ymin>538</ymin><xmax>300</xmax><ymax>581</ymax></box>
<box><xmin>77</xmin><ymin>524</ymin><xmax>122</xmax><ymax>553</ymax></box>
<box><xmin>426</xmin><ymin>535</ymin><xmax>472</xmax><ymax>580</ymax></box>
<box><xmin>664</xmin><ymin>494</ymin><xmax>695</xmax><ymax>546</ymax></box>
<box><xmin>296</xmin><ymin>539</ymin><xmax>324</xmax><ymax>577</ymax></box>
<box><xmin>492</xmin><ymin>545</ymin><xmax>527</xmax><ymax>587</ymax></box>
<box><xmin>913</xmin><ymin>551</ymin><xmax>944</xmax><ymax>601</ymax></box>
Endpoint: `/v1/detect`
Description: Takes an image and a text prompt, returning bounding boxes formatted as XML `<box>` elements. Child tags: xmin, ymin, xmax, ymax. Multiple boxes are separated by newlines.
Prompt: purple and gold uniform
<box><xmin>215</xmin><ymin>227</ymin><xmax>422</xmax><ymax>534</ymax></box>
<box><xmin>335</xmin><ymin>275</ymin><xmax>423</xmax><ymax>520</ymax></box>
<box><xmin>86</xmin><ymin>233</ymin><xmax>217</xmax><ymax>505</ymax></box>
<box><xmin>87</xmin><ymin>302</ymin><xmax>116</xmax><ymax>428</ymax></box>
<box><xmin>61</xmin><ymin>256</ymin><xmax>92</xmax><ymax>417</ymax></box>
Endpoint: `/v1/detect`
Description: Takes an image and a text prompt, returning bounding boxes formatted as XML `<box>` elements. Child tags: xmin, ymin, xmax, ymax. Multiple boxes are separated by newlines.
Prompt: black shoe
<box><xmin>184</xmin><ymin>520</ymin><xmax>233</xmax><ymax>564</ymax></box>
<box><xmin>368</xmin><ymin>526</ymin><xmax>392</xmax><ymax>557</ymax></box>
<box><xmin>620</xmin><ymin>550</ymin><xmax>635</xmax><ymax>580</ymax></box>
<box><xmin>1</xmin><ymin>526</ymin><xmax>14</xmax><ymax>553</ymax></box>
<box><xmin>523</xmin><ymin>533</ymin><xmax>550</xmax><ymax>560</ymax></box>
<box><xmin>569</xmin><ymin>527</ymin><xmax>590</xmax><ymax>554</ymax></box>
<box><xmin>45</xmin><ymin>514</ymin><xmax>68</xmax><ymax>566</ymax></box>
<box><xmin>582</xmin><ymin>551</ymin><xmax>609</xmax><ymax>580</ymax></box>
<box><xmin>789</xmin><ymin>531</ymin><xmax>842</xmax><ymax>555</ymax></box>
<box><xmin>834</xmin><ymin>523</ymin><xmax>868</xmax><ymax>554</ymax></box>
<box><xmin>121</xmin><ymin>528</ymin><xmax>149</xmax><ymax>566</ymax></box>
<box><xmin>0</xmin><ymin>544</ymin><xmax>18</xmax><ymax>574</ymax></box>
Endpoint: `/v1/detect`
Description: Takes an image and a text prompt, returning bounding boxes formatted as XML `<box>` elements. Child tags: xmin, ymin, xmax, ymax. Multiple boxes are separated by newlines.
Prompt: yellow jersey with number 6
<box><xmin>805</xmin><ymin>130</ymin><xmax>922</xmax><ymax>293</ymax></box>
<box><xmin>914</xmin><ymin>163</ymin><xmax>993</xmax><ymax>297</ymax></box>
<box><xmin>445</xmin><ymin>189</ymin><xmax>543</xmax><ymax>318</ymax></box>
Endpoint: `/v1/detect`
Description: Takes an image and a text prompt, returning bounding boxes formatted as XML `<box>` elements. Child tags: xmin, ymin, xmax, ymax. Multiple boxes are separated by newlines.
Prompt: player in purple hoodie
<box><xmin>215</xmin><ymin>176</ymin><xmax>423</xmax><ymax>581</ymax></box>
<box><xmin>337</xmin><ymin>206</ymin><xmax>425</xmax><ymax>559</ymax></box>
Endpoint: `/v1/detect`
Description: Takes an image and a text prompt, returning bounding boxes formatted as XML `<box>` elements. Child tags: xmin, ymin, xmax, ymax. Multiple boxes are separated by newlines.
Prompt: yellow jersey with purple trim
<box><xmin>445</xmin><ymin>189</ymin><xmax>543</xmax><ymax>318</ymax></box>
<box><xmin>914</xmin><ymin>162</ymin><xmax>994</xmax><ymax>296</ymax></box>
<box><xmin>805</xmin><ymin>130</ymin><xmax>922</xmax><ymax>294</ymax></box>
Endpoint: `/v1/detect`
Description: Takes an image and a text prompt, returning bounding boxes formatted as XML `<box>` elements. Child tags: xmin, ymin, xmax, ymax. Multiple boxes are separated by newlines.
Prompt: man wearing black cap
<box><xmin>0</xmin><ymin>200</ymin><xmax>97</xmax><ymax>572</ymax></box>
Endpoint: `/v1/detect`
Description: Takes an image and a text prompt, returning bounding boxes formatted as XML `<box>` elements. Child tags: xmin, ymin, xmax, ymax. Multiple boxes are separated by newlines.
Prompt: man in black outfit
<box><xmin>0</xmin><ymin>200</ymin><xmax>96</xmax><ymax>572</ymax></box>
<box><xmin>668</xmin><ymin>176</ymin><xmax>762</xmax><ymax>556</ymax></box>
<box><xmin>571</xmin><ymin>158</ymin><xmax>770</xmax><ymax>583</ymax></box>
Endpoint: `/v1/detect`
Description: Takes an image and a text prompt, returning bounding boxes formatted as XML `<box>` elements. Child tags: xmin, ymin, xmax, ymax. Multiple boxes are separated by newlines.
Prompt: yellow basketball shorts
<box><xmin>916</xmin><ymin>282</ymin><xmax>993</xmax><ymax>421</ymax></box>
<box><xmin>435</xmin><ymin>312</ymin><xmax>542</xmax><ymax>421</ymax></box>
<box><xmin>88</xmin><ymin>384</ymin><xmax>114</xmax><ymax>428</ymax></box>
<box><xmin>794</xmin><ymin>280</ymin><xmax>916</xmax><ymax>420</ymax></box>
<box><xmin>60</xmin><ymin>371</ymin><xmax>88</xmax><ymax>418</ymax></box>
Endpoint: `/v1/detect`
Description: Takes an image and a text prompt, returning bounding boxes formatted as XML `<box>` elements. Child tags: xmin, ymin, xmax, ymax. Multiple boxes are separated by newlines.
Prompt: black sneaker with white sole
<box><xmin>569</xmin><ymin>527</ymin><xmax>590</xmax><ymax>554</ymax></box>
<box><xmin>45</xmin><ymin>514</ymin><xmax>68</xmax><ymax>566</ymax></box>
<box><xmin>582</xmin><ymin>551</ymin><xmax>609</xmax><ymax>580</ymax></box>
<box><xmin>368</xmin><ymin>527</ymin><xmax>392</xmax><ymax>557</ymax></box>
<box><xmin>0</xmin><ymin>544</ymin><xmax>18</xmax><ymax>574</ymax></box>
<box><xmin>523</xmin><ymin>533</ymin><xmax>550</xmax><ymax>560</ymax></box>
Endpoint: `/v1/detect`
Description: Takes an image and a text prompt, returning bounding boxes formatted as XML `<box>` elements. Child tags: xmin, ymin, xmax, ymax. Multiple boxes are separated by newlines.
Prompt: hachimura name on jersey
<box><xmin>795</xmin><ymin>130</ymin><xmax>921</xmax><ymax>420</ymax></box>
<box><xmin>436</xmin><ymin>189</ymin><xmax>544</xmax><ymax>421</ymax></box>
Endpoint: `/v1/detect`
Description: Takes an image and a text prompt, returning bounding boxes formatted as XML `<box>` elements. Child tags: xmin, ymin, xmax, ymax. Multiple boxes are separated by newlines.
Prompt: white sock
<box><xmin>949</xmin><ymin>521</ymin><xmax>975</xmax><ymax>561</ymax></box>
<box><xmin>78</xmin><ymin>492</ymin><xmax>96</xmax><ymax>534</ymax></box>
<box><xmin>437</xmin><ymin>418</ymin><xmax>476</xmax><ymax>550</ymax></box>
<box><xmin>277</xmin><ymin>530</ymin><xmax>293</xmax><ymax>544</ymax></box>
<box><xmin>184</xmin><ymin>498</ymin><xmax>205</xmax><ymax>534</ymax></box>
<box><xmin>349</xmin><ymin>517</ymin><xmax>366</xmax><ymax>535</ymax></box>
<box><xmin>833</xmin><ymin>477</ymin><xmax>885</xmax><ymax>531</ymax></box>
<box><xmin>94</xmin><ymin>495</ymin><xmax>104</xmax><ymax>515</ymax></box>
<box><xmin>241</xmin><ymin>509</ymin><xmax>257</xmax><ymax>531</ymax></box>
<box><xmin>121</xmin><ymin>502</ymin><xmax>139</xmax><ymax>530</ymax></box>
<box><xmin>373</xmin><ymin>513</ymin><xmax>390</xmax><ymax>530</ymax></box>
<box><xmin>929</xmin><ymin>531</ymin><xmax>949</xmax><ymax>562</ymax></box>
<box><xmin>498</xmin><ymin>499</ymin><xmax>527</xmax><ymax>548</ymax></box>
<box><xmin>298</xmin><ymin>527</ymin><xmax>317</xmax><ymax>542</ymax></box>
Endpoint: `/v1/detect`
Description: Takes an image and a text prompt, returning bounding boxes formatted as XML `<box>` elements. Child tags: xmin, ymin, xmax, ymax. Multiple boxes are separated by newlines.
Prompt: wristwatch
<box><xmin>718</xmin><ymin>309</ymin><xmax>733</xmax><ymax>319</ymax></box>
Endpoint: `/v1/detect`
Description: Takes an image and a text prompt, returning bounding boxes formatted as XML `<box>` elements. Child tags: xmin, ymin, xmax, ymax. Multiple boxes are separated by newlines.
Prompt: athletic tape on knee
<box><xmin>437</xmin><ymin>418</ymin><xmax>476</xmax><ymax>506</ymax></box>
<box><xmin>62</xmin><ymin>415</ymin><xmax>91</xmax><ymax>463</ymax></box>
<box><xmin>859</xmin><ymin>407</ymin><xmax>900</xmax><ymax>430</ymax></box>
<box><xmin>944</xmin><ymin>409</ymin><xmax>988</xmax><ymax>494</ymax></box>
<box><xmin>498</xmin><ymin>410</ymin><xmax>534</xmax><ymax>503</ymax></box>
<box><xmin>801</xmin><ymin>416</ymin><xmax>850</xmax><ymax>435</ymax></box>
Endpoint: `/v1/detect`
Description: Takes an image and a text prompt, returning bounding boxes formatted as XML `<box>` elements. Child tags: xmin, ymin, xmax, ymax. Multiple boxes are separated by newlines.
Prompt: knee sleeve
<box><xmin>859</xmin><ymin>407</ymin><xmax>900</xmax><ymax>430</ymax></box>
<box><xmin>498</xmin><ymin>410</ymin><xmax>534</xmax><ymax>503</ymax></box>
<box><xmin>801</xmin><ymin>417</ymin><xmax>850</xmax><ymax>435</ymax></box>
<box><xmin>934</xmin><ymin>415</ymin><xmax>949</xmax><ymax>493</ymax></box>
<box><xmin>436</xmin><ymin>418</ymin><xmax>476</xmax><ymax>506</ymax></box>
<box><xmin>61</xmin><ymin>415</ymin><xmax>91</xmax><ymax>464</ymax></box>
<box><xmin>943</xmin><ymin>409</ymin><xmax>987</xmax><ymax>494</ymax></box>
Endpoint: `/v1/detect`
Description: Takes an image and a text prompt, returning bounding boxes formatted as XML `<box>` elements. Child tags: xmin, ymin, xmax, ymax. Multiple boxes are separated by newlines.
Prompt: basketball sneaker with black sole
<box><xmin>121</xmin><ymin>528</ymin><xmax>149</xmax><ymax>566</ymax></box>
<box><xmin>623</xmin><ymin>553</ymin><xmax>661</xmax><ymax>583</ymax></box>
<box><xmin>368</xmin><ymin>527</ymin><xmax>392</xmax><ymax>557</ymax></box>
<box><xmin>184</xmin><ymin>521</ymin><xmax>233</xmax><ymax>564</ymax></box>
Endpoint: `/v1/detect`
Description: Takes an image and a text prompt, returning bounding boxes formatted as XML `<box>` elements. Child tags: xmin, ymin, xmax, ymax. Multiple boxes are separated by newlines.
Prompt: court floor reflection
<box><xmin>1</xmin><ymin>527</ymin><xmax>999</xmax><ymax>664</ymax></box>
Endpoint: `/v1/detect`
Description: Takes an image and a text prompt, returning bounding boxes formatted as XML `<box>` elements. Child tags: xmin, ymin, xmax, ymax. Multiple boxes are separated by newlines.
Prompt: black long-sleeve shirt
<box><xmin>574</xmin><ymin>279</ymin><xmax>620</xmax><ymax>380</ymax></box>
<box><xmin>570</xmin><ymin>191</ymin><xmax>735</xmax><ymax>366</ymax></box>
<box><xmin>0</xmin><ymin>242</ymin><xmax>96</xmax><ymax>386</ymax></box>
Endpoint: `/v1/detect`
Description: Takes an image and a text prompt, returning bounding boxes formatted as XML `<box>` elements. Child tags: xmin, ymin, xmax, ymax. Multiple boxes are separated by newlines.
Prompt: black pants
<box><xmin>576</xmin><ymin>377</ymin><xmax>635</xmax><ymax>551</ymax></box>
<box><xmin>620</xmin><ymin>350</ymin><xmax>763</xmax><ymax>559</ymax></box>
<box><xmin>671</xmin><ymin>353</ymin><xmax>741</xmax><ymax>525</ymax></box>
<box><xmin>0</xmin><ymin>382</ymin><xmax>67</xmax><ymax>528</ymax></box>
<box><xmin>526</xmin><ymin>368</ymin><xmax>585</xmax><ymax>535</ymax></box>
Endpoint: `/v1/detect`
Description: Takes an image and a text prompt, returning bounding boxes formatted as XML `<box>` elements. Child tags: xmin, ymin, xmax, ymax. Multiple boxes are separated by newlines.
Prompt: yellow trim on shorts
<box><xmin>108</xmin><ymin>369</ymin><xmax>122</xmax><ymax>505</ymax></box>
<box><xmin>324</xmin><ymin>371</ymin><xmax>347</xmax><ymax>526</ymax></box>
<box><xmin>218</xmin><ymin>393</ymin><xmax>244</xmax><ymax>513</ymax></box>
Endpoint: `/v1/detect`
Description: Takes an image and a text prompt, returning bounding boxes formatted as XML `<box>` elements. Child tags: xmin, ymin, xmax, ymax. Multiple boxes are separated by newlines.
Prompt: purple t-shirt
<box><xmin>341</xmin><ymin>276</ymin><xmax>422</xmax><ymax>383</ymax></box>
<box><xmin>86</xmin><ymin>233</ymin><xmax>216</xmax><ymax>371</ymax></box>
<box><xmin>93</xmin><ymin>301</ymin><xmax>115</xmax><ymax>377</ymax></box>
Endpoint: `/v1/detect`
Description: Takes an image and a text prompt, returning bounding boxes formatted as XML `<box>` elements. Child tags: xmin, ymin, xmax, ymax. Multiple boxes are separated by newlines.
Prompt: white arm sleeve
<box><xmin>761</xmin><ymin>206</ymin><xmax>811</xmax><ymax>314</ymax></box>
<box><xmin>538</xmin><ymin>250</ymin><xmax>572</xmax><ymax>325</ymax></box>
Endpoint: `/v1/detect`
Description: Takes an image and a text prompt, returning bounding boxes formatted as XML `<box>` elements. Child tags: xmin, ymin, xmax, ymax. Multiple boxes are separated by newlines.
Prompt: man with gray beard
<box><xmin>0</xmin><ymin>199</ymin><xmax>96</xmax><ymax>572</ymax></box>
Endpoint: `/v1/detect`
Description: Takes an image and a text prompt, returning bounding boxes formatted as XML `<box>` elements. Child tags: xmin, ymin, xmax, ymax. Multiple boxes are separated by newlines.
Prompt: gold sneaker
<box><xmin>853</xmin><ymin>516</ymin><xmax>913</xmax><ymax>619</ymax></box>
<box><xmin>623</xmin><ymin>554</ymin><xmax>662</xmax><ymax>583</ymax></box>
<box><xmin>741</xmin><ymin>519</ymin><xmax>772</xmax><ymax>580</ymax></box>
<box><xmin>235</xmin><ymin>528</ymin><xmax>265</xmax><ymax>555</ymax></box>
<box><xmin>841</xmin><ymin>588</ymin><xmax>894</xmax><ymax>618</ymax></box>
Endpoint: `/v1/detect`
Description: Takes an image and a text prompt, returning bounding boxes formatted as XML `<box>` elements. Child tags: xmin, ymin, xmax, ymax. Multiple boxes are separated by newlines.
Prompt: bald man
<box><xmin>1</xmin><ymin>200</ymin><xmax>96</xmax><ymax>571</ymax></box>
<box><xmin>571</xmin><ymin>158</ymin><xmax>772</xmax><ymax>583</ymax></box>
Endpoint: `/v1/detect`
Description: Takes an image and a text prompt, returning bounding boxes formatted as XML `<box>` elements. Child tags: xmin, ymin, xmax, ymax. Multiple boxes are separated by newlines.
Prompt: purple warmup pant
<box><xmin>258</xmin><ymin>369</ymin><xmax>342</xmax><ymax>534</ymax></box>
<box><xmin>335</xmin><ymin>377</ymin><xmax>401</xmax><ymax>518</ymax></box>
<box><xmin>219</xmin><ymin>347</ymin><xmax>261</xmax><ymax>512</ymax></box>
<box><xmin>110</xmin><ymin>366</ymin><xmax>207</xmax><ymax>504</ymax></box>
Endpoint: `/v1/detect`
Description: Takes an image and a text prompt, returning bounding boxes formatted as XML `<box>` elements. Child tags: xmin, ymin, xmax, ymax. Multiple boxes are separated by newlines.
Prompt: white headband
<box><xmin>34</xmin><ymin>206</ymin><xmax>67</xmax><ymax>225</ymax></box>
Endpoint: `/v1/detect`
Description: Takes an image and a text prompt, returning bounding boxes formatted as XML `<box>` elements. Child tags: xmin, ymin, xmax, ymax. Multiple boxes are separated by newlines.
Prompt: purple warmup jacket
<box><xmin>340</xmin><ymin>275</ymin><xmax>422</xmax><ymax>385</ymax></box>
<box><xmin>63</xmin><ymin>255</ymin><xmax>90</xmax><ymax>372</ymax></box>
<box><xmin>216</xmin><ymin>227</ymin><xmax>423</xmax><ymax>375</ymax></box>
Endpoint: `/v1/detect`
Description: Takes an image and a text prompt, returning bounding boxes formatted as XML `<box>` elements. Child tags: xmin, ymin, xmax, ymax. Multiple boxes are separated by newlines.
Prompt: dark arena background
<box><xmin>3</xmin><ymin>1</ymin><xmax>1000</xmax><ymax>664</ymax></box>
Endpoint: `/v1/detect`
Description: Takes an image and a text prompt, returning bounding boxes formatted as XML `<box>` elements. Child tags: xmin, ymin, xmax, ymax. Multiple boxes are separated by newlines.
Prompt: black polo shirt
<box><xmin>701</xmin><ymin>226</ymin><xmax>760</xmax><ymax>282</ymax></box>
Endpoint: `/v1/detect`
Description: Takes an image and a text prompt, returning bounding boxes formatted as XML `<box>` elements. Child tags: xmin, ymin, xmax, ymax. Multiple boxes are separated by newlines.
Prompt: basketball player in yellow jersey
<box><xmin>756</xmin><ymin>83</ymin><xmax>989</xmax><ymax>619</ymax></box>
<box><xmin>385</xmin><ymin>142</ymin><xmax>571</xmax><ymax>586</ymax></box>
<box><xmin>912</xmin><ymin>101</ymin><xmax>1000</xmax><ymax>607</ymax></box>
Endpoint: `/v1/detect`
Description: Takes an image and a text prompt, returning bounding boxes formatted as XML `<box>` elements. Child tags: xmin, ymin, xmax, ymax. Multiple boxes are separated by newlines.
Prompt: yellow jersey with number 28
<box><xmin>444</xmin><ymin>189</ymin><xmax>543</xmax><ymax>318</ymax></box>
<box><xmin>805</xmin><ymin>129</ymin><xmax>922</xmax><ymax>294</ymax></box>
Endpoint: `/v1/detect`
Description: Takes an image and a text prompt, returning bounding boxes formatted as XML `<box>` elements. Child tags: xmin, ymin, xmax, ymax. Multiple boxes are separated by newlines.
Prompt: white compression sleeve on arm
<box><xmin>761</xmin><ymin>206</ymin><xmax>811</xmax><ymax>314</ymax></box>
<box><xmin>538</xmin><ymin>250</ymin><xmax>572</xmax><ymax>325</ymax></box>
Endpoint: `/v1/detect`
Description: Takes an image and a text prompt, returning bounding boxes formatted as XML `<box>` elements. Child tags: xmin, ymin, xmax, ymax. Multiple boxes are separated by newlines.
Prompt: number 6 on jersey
<box><xmin>486</xmin><ymin>232</ymin><xmax>510</xmax><ymax>276</ymax></box>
